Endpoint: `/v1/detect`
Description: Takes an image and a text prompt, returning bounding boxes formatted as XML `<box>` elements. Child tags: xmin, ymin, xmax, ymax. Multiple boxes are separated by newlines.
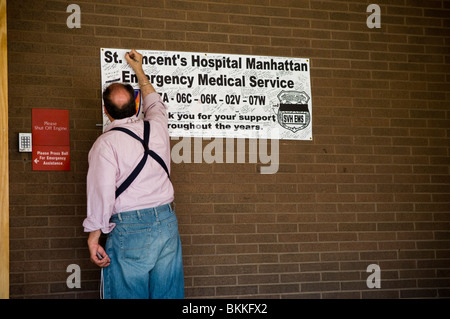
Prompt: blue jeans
<box><xmin>102</xmin><ymin>204</ymin><xmax>184</xmax><ymax>299</ymax></box>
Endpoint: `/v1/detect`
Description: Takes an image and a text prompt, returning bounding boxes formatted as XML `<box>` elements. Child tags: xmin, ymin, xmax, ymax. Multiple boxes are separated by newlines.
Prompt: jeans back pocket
<box><xmin>117</xmin><ymin>224</ymin><xmax>152</xmax><ymax>260</ymax></box>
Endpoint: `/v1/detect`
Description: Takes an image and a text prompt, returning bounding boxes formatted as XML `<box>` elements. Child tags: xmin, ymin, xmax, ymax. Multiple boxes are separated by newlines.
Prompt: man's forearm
<box><xmin>87</xmin><ymin>229</ymin><xmax>102</xmax><ymax>246</ymax></box>
<box><xmin>135</xmin><ymin>69</ymin><xmax>156</xmax><ymax>99</ymax></box>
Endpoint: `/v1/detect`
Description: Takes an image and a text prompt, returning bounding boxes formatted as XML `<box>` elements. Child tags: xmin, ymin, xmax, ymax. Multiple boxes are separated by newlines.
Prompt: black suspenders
<box><xmin>110</xmin><ymin>120</ymin><xmax>170</xmax><ymax>199</ymax></box>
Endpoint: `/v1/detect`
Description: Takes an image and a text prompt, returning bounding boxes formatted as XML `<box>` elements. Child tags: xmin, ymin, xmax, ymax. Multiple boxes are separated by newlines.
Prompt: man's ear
<box><xmin>103</xmin><ymin>105</ymin><xmax>114</xmax><ymax>122</ymax></box>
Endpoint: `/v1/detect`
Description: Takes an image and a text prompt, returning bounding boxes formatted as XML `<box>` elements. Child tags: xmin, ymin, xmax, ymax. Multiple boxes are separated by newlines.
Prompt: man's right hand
<box><xmin>125</xmin><ymin>49</ymin><xmax>144</xmax><ymax>74</ymax></box>
<box><xmin>88</xmin><ymin>230</ymin><xmax>111</xmax><ymax>268</ymax></box>
<box><xmin>125</xmin><ymin>49</ymin><xmax>156</xmax><ymax>98</ymax></box>
<box><xmin>89</xmin><ymin>242</ymin><xmax>111</xmax><ymax>268</ymax></box>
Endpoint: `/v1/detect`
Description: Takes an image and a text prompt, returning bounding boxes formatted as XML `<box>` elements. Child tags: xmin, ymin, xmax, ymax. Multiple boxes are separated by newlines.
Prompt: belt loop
<box><xmin>154</xmin><ymin>207</ymin><xmax>158</xmax><ymax>219</ymax></box>
<box><xmin>137</xmin><ymin>210</ymin><xmax>141</xmax><ymax>220</ymax></box>
<box><xmin>118</xmin><ymin>213</ymin><xmax>122</xmax><ymax>222</ymax></box>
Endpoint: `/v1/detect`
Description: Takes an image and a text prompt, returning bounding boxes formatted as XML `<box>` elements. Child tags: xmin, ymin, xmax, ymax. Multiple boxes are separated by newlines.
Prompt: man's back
<box><xmin>84</xmin><ymin>93</ymin><xmax>174</xmax><ymax>233</ymax></box>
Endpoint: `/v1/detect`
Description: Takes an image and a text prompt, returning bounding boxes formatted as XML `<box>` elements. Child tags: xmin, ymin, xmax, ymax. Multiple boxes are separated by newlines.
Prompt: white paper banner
<box><xmin>100</xmin><ymin>48</ymin><xmax>312</xmax><ymax>140</ymax></box>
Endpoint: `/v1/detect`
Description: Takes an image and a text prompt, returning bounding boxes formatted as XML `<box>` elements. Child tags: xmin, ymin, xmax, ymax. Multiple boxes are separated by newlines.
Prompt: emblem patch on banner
<box><xmin>274</xmin><ymin>90</ymin><xmax>310</xmax><ymax>133</ymax></box>
<box><xmin>134</xmin><ymin>89</ymin><xmax>141</xmax><ymax>116</ymax></box>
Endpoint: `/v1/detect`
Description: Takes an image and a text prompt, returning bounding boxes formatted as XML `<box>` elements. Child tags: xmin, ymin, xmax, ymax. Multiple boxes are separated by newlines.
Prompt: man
<box><xmin>82</xmin><ymin>49</ymin><xmax>184</xmax><ymax>299</ymax></box>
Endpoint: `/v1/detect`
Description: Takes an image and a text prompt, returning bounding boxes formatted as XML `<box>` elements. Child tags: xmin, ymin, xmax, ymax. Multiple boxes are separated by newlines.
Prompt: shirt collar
<box><xmin>104</xmin><ymin>117</ymin><xmax>141</xmax><ymax>132</ymax></box>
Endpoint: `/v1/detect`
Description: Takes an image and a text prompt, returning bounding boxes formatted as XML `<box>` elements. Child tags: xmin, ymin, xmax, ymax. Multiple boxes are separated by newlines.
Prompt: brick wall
<box><xmin>7</xmin><ymin>0</ymin><xmax>450</xmax><ymax>298</ymax></box>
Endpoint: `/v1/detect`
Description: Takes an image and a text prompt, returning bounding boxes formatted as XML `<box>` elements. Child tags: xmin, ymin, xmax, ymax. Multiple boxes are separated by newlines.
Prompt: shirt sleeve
<box><xmin>82</xmin><ymin>138</ymin><xmax>117</xmax><ymax>234</ymax></box>
<box><xmin>142</xmin><ymin>92</ymin><xmax>168</xmax><ymax>124</ymax></box>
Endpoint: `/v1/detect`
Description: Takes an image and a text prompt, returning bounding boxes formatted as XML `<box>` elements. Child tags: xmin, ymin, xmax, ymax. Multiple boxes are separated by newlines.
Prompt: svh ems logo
<box><xmin>274</xmin><ymin>90</ymin><xmax>310</xmax><ymax>133</ymax></box>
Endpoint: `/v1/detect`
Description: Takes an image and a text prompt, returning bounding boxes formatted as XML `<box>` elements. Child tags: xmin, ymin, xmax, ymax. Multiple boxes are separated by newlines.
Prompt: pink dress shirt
<box><xmin>83</xmin><ymin>92</ymin><xmax>174</xmax><ymax>233</ymax></box>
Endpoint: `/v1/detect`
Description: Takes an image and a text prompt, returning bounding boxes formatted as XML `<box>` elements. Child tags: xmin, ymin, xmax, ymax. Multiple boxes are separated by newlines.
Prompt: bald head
<box><xmin>103</xmin><ymin>83</ymin><xmax>137</xmax><ymax>120</ymax></box>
